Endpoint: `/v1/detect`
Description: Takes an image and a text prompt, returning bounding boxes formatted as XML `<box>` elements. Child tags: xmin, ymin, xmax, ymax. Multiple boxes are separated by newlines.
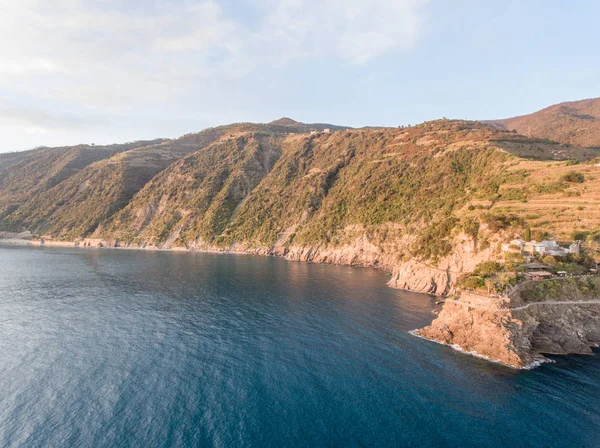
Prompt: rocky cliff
<box><xmin>415</xmin><ymin>277</ymin><xmax>600</xmax><ymax>368</ymax></box>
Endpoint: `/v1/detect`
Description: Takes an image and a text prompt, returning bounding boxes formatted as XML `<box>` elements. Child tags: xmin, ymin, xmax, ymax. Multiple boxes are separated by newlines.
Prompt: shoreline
<box><xmin>0</xmin><ymin>238</ymin><xmax>253</xmax><ymax>255</ymax></box>
<box><xmin>408</xmin><ymin>330</ymin><xmax>551</xmax><ymax>370</ymax></box>
<box><xmin>409</xmin><ymin>329</ymin><xmax>556</xmax><ymax>370</ymax></box>
<box><xmin>5</xmin><ymin>237</ymin><xmax>599</xmax><ymax>370</ymax></box>
<box><xmin>0</xmin><ymin>237</ymin><xmax>393</xmax><ymax>273</ymax></box>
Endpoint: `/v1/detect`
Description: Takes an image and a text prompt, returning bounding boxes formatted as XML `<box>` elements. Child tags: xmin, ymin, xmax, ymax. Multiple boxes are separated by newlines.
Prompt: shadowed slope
<box><xmin>490</xmin><ymin>98</ymin><xmax>600</xmax><ymax>147</ymax></box>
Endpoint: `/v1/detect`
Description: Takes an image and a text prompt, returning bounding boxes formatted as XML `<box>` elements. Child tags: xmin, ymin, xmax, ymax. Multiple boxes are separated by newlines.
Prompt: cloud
<box><xmin>256</xmin><ymin>0</ymin><xmax>427</xmax><ymax>65</ymax></box>
<box><xmin>0</xmin><ymin>59</ymin><xmax>68</xmax><ymax>76</ymax></box>
<box><xmin>0</xmin><ymin>0</ymin><xmax>429</xmax><ymax>139</ymax></box>
<box><xmin>0</xmin><ymin>100</ymin><xmax>104</xmax><ymax>132</ymax></box>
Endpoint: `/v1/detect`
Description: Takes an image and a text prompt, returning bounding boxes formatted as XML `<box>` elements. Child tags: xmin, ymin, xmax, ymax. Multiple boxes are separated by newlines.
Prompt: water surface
<box><xmin>0</xmin><ymin>246</ymin><xmax>599</xmax><ymax>447</ymax></box>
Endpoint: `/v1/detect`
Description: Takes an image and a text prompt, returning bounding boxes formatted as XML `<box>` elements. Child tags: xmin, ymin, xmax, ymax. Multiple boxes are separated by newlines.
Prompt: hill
<box><xmin>0</xmin><ymin>139</ymin><xmax>166</xmax><ymax>222</ymax></box>
<box><xmin>268</xmin><ymin>117</ymin><xmax>350</xmax><ymax>132</ymax></box>
<box><xmin>1</xmin><ymin>117</ymin><xmax>600</xmax><ymax>294</ymax></box>
<box><xmin>489</xmin><ymin>97</ymin><xmax>600</xmax><ymax>147</ymax></box>
<box><xmin>0</xmin><ymin>122</ymin><xmax>339</xmax><ymax>239</ymax></box>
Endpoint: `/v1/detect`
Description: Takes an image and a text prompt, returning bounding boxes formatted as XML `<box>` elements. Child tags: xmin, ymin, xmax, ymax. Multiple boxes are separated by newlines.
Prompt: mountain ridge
<box><xmin>488</xmin><ymin>97</ymin><xmax>600</xmax><ymax>147</ymax></box>
<box><xmin>1</xmin><ymin>101</ymin><xmax>600</xmax><ymax>295</ymax></box>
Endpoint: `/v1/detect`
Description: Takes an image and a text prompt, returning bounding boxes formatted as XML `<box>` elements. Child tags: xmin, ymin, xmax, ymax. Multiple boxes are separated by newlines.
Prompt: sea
<box><xmin>0</xmin><ymin>246</ymin><xmax>599</xmax><ymax>447</ymax></box>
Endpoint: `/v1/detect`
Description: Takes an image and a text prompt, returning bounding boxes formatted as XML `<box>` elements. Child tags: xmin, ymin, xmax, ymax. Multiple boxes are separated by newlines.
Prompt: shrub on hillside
<box><xmin>481</xmin><ymin>213</ymin><xmax>524</xmax><ymax>232</ymax></box>
<box><xmin>460</xmin><ymin>217</ymin><xmax>480</xmax><ymax>239</ymax></box>
<box><xmin>560</xmin><ymin>171</ymin><xmax>585</xmax><ymax>183</ymax></box>
<box><xmin>458</xmin><ymin>275</ymin><xmax>486</xmax><ymax>290</ymax></box>
<box><xmin>473</xmin><ymin>261</ymin><xmax>503</xmax><ymax>277</ymax></box>
<box><xmin>504</xmin><ymin>252</ymin><xmax>525</xmax><ymax>270</ymax></box>
<box><xmin>531</xmin><ymin>229</ymin><xmax>549</xmax><ymax>241</ymax></box>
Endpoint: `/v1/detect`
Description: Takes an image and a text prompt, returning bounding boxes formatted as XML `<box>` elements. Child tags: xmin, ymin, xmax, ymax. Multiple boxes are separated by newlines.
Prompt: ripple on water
<box><xmin>0</xmin><ymin>246</ymin><xmax>599</xmax><ymax>447</ymax></box>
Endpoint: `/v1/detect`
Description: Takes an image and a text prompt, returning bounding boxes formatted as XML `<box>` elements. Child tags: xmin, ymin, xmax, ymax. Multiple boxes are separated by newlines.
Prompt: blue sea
<box><xmin>0</xmin><ymin>246</ymin><xmax>599</xmax><ymax>447</ymax></box>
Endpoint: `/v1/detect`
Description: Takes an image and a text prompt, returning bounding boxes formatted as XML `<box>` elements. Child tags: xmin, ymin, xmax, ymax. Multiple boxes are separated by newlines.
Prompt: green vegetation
<box><xmin>560</xmin><ymin>171</ymin><xmax>585</xmax><ymax>183</ymax></box>
<box><xmin>481</xmin><ymin>213</ymin><xmax>524</xmax><ymax>233</ymax></box>
<box><xmin>1</xmin><ymin>117</ymin><xmax>600</xmax><ymax>274</ymax></box>
<box><xmin>473</xmin><ymin>261</ymin><xmax>504</xmax><ymax>276</ymax></box>
<box><xmin>520</xmin><ymin>277</ymin><xmax>600</xmax><ymax>303</ymax></box>
<box><xmin>501</xmin><ymin>188</ymin><xmax>528</xmax><ymax>202</ymax></box>
<box><xmin>457</xmin><ymin>261</ymin><xmax>517</xmax><ymax>294</ymax></box>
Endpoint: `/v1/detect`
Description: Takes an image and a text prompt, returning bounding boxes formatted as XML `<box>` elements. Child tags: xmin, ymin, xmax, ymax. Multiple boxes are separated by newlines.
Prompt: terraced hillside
<box><xmin>94</xmin><ymin>120</ymin><xmax>600</xmax><ymax>263</ymax></box>
<box><xmin>488</xmin><ymin>157</ymin><xmax>600</xmax><ymax>240</ymax></box>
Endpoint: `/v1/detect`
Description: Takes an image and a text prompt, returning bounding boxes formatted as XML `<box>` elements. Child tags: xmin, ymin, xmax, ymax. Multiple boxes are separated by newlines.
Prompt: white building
<box><xmin>534</xmin><ymin>240</ymin><xmax>570</xmax><ymax>256</ymax></box>
<box><xmin>504</xmin><ymin>239</ymin><xmax>575</xmax><ymax>257</ymax></box>
<box><xmin>501</xmin><ymin>239</ymin><xmax>525</xmax><ymax>253</ymax></box>
<box><xmin>569</xmin><ymin>242</ymin><xmax>581</xmax><ymax>255</ymax></box>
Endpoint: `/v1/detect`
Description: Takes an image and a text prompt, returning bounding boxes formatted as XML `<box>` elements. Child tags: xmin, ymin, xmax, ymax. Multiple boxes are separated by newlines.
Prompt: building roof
<box><xmin>525</xmin><ymin>271</ymin><xmax>553</xmax><ymax>277</ymax></box>
<box><xmin>524</xmin><ymin>263</ymin><xmax>549</xmax><ymax>270</ymax></box>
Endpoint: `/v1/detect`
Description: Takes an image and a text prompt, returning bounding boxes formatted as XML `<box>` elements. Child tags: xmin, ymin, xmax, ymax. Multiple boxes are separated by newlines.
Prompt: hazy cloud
<box><xmin>0</xmin><ymin>0</ymin><xmax>429</xmax><ymax>146</ymax></box>
<box><xmin>0</xmin><ymin>100</ymin><xmax>104</xmax><ymax>132</ymax></box>
<box><xmin>257</xmin><ymin>0</ymin><xmax>427</xmax><ymax>64</ymax></box>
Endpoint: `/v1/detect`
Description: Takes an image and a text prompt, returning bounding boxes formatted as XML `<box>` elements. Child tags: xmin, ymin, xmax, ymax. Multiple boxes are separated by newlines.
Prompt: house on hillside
<box><xmin>501</xmin><ymin>239</ymin><xmax>526</xmax><ymax>253</ymax></box>
<box><xmin>523</xmin><ymin>262</ymin><xmax>549</xmax><ymax>271</ymax></box>
<box><xmin>506</xmin><ymin>240</ymin><xmax>576</xmax><ymax>257</ymax></box>
<box><xmin>536</xmin><ymin>240</ymin><xmax>561</xmax><ymax>254</ymax></box>
<box><xmin>524</xmin><ymin>271</ymin><xmax>554</xmax><ymax>281</ymax></box>
<box><xmin>569</xmin><ymin>241</ymin><xmax>581</xmax><ymax>255</ymax></box>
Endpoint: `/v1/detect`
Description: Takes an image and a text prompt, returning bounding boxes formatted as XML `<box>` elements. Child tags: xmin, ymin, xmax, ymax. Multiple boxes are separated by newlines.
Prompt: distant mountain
<box><xmin>489</xmin><ymin>97</ymin><xmax>600</xmax><ymax>147</ymax></box>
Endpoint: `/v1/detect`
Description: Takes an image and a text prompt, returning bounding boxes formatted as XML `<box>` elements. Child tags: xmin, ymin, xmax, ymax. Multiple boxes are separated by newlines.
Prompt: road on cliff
<box><xmin>445</xmin><ymin>299</ymin><xmax>600</xmax><ymax>312</ymax></box>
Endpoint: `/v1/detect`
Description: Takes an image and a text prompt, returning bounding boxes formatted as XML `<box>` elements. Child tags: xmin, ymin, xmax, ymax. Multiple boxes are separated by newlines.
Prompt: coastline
<box><xmin>414</xmin><ymin>284</ymin><xmax>600</xmax><ymax>369</ymax></box>
<box><xmin>4</xmin><ymin>236</ymin><xmax>600</xmax><ymax>370</ymax></box>
<box><xmin>0</xmin><ymin>230</ymin><xmax>497</xmax><ymax>297</ymax></box>
<box><xmin>0</xmin><ymin>236</ymin><xmax>390</xmax><ymax>271</ymax></box>
<box><xmin>408</xmin><ymin>329</ymin><xmax>551</xmax><ymax>370</ymax></box>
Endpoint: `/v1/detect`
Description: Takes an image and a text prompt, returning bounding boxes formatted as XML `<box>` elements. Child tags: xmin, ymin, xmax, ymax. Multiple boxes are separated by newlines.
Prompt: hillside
<box><xmin>0</xmin><ymin>140</ymin><xmax>166</xmax><ymax>221</ymax></box>
<box><xmin>1</xmin><ymin>117</ymin><xmax>600</xmax><ymax>294</ymax></box>
<box><xmin>0</xmin><ymin>121</ymin><xmax>346</xmax><ymax>239</ymax></box>
<box><xmin>98</xmin><ymin>120</ymin><xmax>600</xmax><ymax>250</ymax></box>
<box><xmin>490</xmin><ymin>97</ymin><xmax>600</xmax><ymax>147</ymax></box>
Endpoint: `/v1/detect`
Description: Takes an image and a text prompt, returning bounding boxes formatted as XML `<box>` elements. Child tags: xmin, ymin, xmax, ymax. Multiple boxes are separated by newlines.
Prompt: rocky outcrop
<box><xmin>414</xmin><ymin>294</ymin><xmax>542</xmax><ymax>368</ymax></box>
<box><xmin>415</xmin><ymin>278</ymin><xmax>600</xmax><ymax>368</ymax></box>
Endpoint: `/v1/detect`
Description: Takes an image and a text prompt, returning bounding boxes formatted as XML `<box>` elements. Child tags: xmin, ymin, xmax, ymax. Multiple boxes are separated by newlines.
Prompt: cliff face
<box><xmin>387</xmin><ymin>232</ymin><xmax>498</xmax><ymax>294</ymax></box>
<box><xmin>415</xmin><ymin>277</ymin><xmax>600</xmax><ymax>368</ymax></box>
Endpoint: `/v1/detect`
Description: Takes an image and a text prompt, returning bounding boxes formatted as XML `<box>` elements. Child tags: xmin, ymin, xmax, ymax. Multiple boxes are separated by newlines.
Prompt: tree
<box><xmin>484</xmin><ymin>278</ymin><xmax>496</xmax><ymax>296</ymax></box>
<box><xmin>473</xmin><ymin>261</ymin><xmax>503</xmax><ymax>276</ymax></box>
<box><xmin>583</xmin><ymin>237</ymin><xmax>600</xmax><ymax>269</ymax></box>
<box><xmin>531</xmin><ymin>229</ymin><xmax>548</xmax><ymax>242</ymax></box>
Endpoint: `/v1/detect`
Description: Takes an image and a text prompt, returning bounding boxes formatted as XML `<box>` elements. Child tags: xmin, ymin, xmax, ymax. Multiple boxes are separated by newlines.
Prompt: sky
<box><xmin>0</xmin><ymin>0</ymin><xmax>599</xmax><ymax>152</ymax></box>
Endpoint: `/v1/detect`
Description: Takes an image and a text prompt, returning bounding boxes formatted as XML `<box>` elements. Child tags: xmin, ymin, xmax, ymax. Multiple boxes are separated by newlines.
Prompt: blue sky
<box><xmin>0</xmin><ymin>0</ymin><xmax>598</xmax><ymax>152</ymax></box>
